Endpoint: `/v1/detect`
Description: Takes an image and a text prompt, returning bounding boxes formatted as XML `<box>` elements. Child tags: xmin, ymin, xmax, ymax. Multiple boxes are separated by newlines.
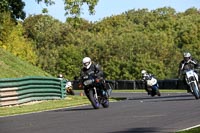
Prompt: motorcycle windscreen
<box><xmin>147</xmin><ymin>77</ymin><xmax>157</xmax><ymax>86</ymax></box>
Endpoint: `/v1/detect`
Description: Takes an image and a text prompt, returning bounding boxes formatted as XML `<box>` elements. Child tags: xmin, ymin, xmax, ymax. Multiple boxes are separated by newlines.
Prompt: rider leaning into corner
<box><xmin>178</xmin><ymin>52</ymin><xmax>200</xmax><ymax>92</ymax></box>
<box><xmin>79</xmin><ymin>57</ymin><xmax>108</xmax><ymax>98</ymax></box>
<box><xmin>141</xmin><ymin>70</ymin><xmax>160</xmax><ymax>96</ymax></box>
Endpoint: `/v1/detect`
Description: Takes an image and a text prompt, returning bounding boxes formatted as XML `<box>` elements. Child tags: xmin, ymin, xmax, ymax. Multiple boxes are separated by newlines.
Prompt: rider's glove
<box><xmin>78</xmin><ymin>83</ymin><xmax>83</xmax><ymax>88</ymax></box>
<box><xmin>190</xmin><ymin>60</ymin><xmax>196</xmax><ymax>64</ymax></box>
<box><xmin>187</xmin><ymin>59</ymin><xmax>196</xmax><ymax>64</ymax></box>
<box><xmin>187</xmin><ymin>59</ymin><xmax>191</xmax><ymax>63</ymax></box>
<box><xmin>95</xmin><ymin>78</ymin><xmax>100</xmax><ymax>83</ymax></box>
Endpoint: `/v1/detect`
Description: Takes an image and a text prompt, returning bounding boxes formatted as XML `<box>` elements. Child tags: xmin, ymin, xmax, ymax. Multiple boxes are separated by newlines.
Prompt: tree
<box><xmin>21</xmin><ymin>7</ymin><xmax>200</xmax><ymax>80</ymax></box>
<box><xmin>36</xmin><ymin>0</ymin><xmax>99</xmax><ymax>18</ymax></box>
<box><xmin>63</xmin><ymin>0</ymin><xmax>99</xmax><ymax>17</ymax></box>
<box><xmin>0</xmin><ymin>0</ymin><xmax>26</xmax><ymax>20</ymax></box>
<box><xmin>0</xmin><ymin>12</ymin><xmax>15</xmax><ymax>44</ymax></box>
<box><xmin>3</xmin><ymin>23</ymin><xmax>37</xmax><ymax>65</ymax></box>
<box><xmin>0</xmin><ymin>0</ymin><xmax>99</xmax><ymax>21</ymax></box>
<box><xmin>56</xmin><ymin>45</ymin><xmax>83</xmax><ymax>79</ymax></box>
<box><xmin>23</xmin><ymin>14</ymin><xmax>67</xmax><ymax>74</ymax></box>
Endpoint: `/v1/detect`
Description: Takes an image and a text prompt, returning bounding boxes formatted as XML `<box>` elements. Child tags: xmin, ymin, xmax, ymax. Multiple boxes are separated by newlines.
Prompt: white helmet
<box><xmin>183</xmin><ymin>52</ymin><xmax>191</xmax><ymax>62</ymax></box>
<box><xmin>82</xmin><ymin>57</ymin><xmax>92</xmax><ymax>69</ymax></box>
<box><xmin>141</xmin><ymin>70</ymin><xmax>147</xmax><ymax>75</ymax></box>
<box><xmin>58</xmin><ymin>74</ymin><xmax>63</xmax><ymax>78</ymax></box>
<box><xmin>183</xmin><ymin>52</ymin><xmax>191</xmax><ymax>58</ymax></box>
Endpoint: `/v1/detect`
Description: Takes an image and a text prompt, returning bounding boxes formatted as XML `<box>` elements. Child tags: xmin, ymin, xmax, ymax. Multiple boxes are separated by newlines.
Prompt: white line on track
<box><xmin>178</xmin><ymin>124</ymin><xmax>200</xmax><ymax>131</ymax></box>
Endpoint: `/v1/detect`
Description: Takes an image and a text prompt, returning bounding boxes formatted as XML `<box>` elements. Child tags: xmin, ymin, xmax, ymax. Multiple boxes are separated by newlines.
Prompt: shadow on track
<box><xmin>52</xmin><ymin>106</ymin><xmax>95</xmax><ymax>112</ymax></box>
<box><xmin>108</xmin><ymin>127</ymin><xmax>169</xmax><ymax>133</ymax></box>
<box><xmin>128</xmin><ymin>93</ymin><xmax>196</xmax><ymax>102</ymax></box>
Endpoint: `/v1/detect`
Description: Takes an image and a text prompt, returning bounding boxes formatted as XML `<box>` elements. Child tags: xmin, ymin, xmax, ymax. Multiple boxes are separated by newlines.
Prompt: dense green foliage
<box><xmin>0</xmin><ymin>12</ymin><xmax>37</xmax><ymax>65</ymax></box>
<box><xmin>0</xmin><ymin>5</ymin><xmax>200</xmax><ymax>81</ymax></box>
<box><xmin>0</xmin><ymin>0</ymin><xmax>98</xmax><ymax>21</ymax></box>
<box><xmin>36</xmin><ymin>0</ymin><xmax>98</xmax><ymax>18</ymax></box>
<box><xmin>22</xmin><ymin>7</ymin><xmax>200</xmax><ymax>80</ymax></box>
<box><xmin>0</xmin><ymin>0</ymin><xmax>26</xmax><ymax>20</ymax></box>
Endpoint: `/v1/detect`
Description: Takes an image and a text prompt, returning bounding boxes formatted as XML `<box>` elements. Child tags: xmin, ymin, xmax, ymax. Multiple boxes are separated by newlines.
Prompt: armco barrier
<box><xmin>115</xmin><ymin>80</ymin><xmax>145</xmax><ymax>89</ymax></box>
<box><xmin>72</xmin><ymin>79</ymin><xmax>187</xmax><ymax>89</ymax></box>
<box><xmin>113</xmin><ymin>79</ymin><xmax>186</xmax><ymax>90</ymax></box>
<box><xmin>73</xmin><ymin>79</ymin><xmax>187</xmax><ymax>90</ymax></box>
<box><xmin>0</xmin><ymin>77</ymin><xmax>66</xmax><ymax>106</ymax></box>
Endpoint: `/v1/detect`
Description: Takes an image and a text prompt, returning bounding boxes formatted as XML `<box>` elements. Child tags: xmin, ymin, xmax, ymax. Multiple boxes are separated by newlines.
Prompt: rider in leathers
<box><xmin>141</xmin><ymin>70</ymin><xmax>160</xmax><ymax>96</ymax></box>
<box><xmin>80</xmin><ymin>57</ymin><xmax>107</xmax><ymax>98</ymax></box>
<box><xmin>178</xmin><ymin>52</ymin><xmax>200</xmax><ymax>92</ymax></box>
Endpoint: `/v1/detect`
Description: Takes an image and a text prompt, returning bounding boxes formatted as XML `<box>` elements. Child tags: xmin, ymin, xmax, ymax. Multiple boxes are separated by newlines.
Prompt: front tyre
<box><xmin>89</xmin><ymin>89</ymin><xmax>100</xmax><ymax>109</ymax></box>
<box><xmin>66</xmin><ymin>87</ymin><xmax>75</xmax><ymax>95</ymax></box>
<box><xmin>156</xmin><ymin>90</ymin><xmax>161</xmax><ymax>96</ymax></box>
<box><xmin>191</xmin><ymin>82</ymin><xmax>200</xmax><ymax>99</ymax></box>
<box><xmin>102</xmin><ymin>98</ymin><xmax>109</xmax><ymax>108</ymax></box>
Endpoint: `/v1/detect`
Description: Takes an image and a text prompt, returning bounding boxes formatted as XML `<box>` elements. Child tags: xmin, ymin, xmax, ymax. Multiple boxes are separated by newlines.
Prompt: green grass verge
<box><xmin>0</xmin><ymin>95</ymin><xmax>122</xmax><ymax>117</ymax></box>
<box><xmin>176</xmin><ymin>127</ymin><xmax>200</xmax><ymax>133</ymax></box>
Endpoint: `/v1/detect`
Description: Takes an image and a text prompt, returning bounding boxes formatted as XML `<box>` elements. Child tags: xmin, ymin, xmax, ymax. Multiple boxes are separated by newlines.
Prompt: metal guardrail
<box><xmin>0</xmin><ymin>77</ymin><xmax>66</xmax><ymax>106</ymax></box>
<box><xmin>114</xmin><ymin>79</ymin><xmax>187</xmax><ymax>90</ymax></box>
<box><xmin>73</xmin><ymin>79</ymin><xmax>187</xmax><ymax>90</ymax></box>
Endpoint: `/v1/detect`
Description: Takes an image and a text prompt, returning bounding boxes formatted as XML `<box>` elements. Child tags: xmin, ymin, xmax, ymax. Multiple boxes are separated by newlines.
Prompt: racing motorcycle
<box><xmin>183</xmin><ymin>69</ymin><xmax>200</xmax><ymax>99</ymax></box>
<box><xmin>65</xmin><ymin>81</ymin><xmax>75</xmax><ymax>95</ymax></box>
<box><xmin>79</xmin><ymin>75</ymin><xmax>109</xmax><ymax>109</ymax></box>
<box><xmin>143</xmin><ymin>75</ymin><xmax>161</xmax><ymax>97</ymax></box>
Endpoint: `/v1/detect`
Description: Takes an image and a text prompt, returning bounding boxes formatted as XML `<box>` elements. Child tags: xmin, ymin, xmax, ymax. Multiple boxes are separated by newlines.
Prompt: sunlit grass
<box><xmin>177</xmin><ymin>127</ymin><xmax>200</xmax><ymax>133</ymax></box>
<box><xmin>0</xmin><ymin>95</ymin><xmax>120</xmax><ymax>117</ymax></box>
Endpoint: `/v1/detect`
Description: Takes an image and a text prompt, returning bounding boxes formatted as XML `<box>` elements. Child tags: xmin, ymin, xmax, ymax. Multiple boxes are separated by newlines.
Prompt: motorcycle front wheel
<box><xmin>102</xmin><ymin>98</ymin><xmax>109</xmax><ymax>108</ymax></box>
<box><xmin>191</xmin><ymin>82</ymin><xmax>200</xmax><ymax>99</ymax></box>
<box><xmin>66</xmin><ymin>87</ymin><xmax>75</xmax><ymax>95</ymax></box>
<box><xmin>89</xmin><ymin>89</ymin><xmax>100</xmax><ymax>109</ymax></box>
<box><xmin>156</xmin><ymin>90</ymin><xmax>161</xmax><ymax>96</ymax></box>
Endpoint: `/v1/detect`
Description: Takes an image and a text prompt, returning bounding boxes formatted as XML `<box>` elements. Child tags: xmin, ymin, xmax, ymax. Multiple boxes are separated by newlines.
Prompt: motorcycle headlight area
<box><xmin>189</xmin><ymin>76</ymin><xmax>195</xmax><ymax>81</ymax></box>
<box><xmin>83</xmin><ymin>79</ymin><xmax>93</xmax><ymax>86</ymax></box>
<box><xmin>83</xmin><ymin>75</ymin><xmax>89</xmax><ymax>79</ymax></box>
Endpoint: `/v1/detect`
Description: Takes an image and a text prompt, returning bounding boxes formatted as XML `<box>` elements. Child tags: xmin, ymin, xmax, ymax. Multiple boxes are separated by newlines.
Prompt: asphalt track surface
<box><xmin>1</xmin><ymin>92</ymin><xmax>200</xmax><ymax>133</ymax></box>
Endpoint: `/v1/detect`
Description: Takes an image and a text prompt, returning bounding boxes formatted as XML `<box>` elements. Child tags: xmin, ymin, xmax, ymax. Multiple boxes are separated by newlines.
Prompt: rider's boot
<box><xmin>156</xmin><ymin>90</ymin><xmax>161</xmax><ymax>96</ymax></box>
<box><xmin>198</xmin><ymin>82</ymin><xmax>200</xmax><ymax>90</ymax></box>
<box><xmin>145</xmin><ymin>88</ymin><xmax>151</xmax><ymax>95</ymax></box>
<box><xmin>101</xmin><ymin>82</ymin><xmax>109</xmax><ymax>98</ymax></box>
<box><xmin>102</xmin><ymin>89</ymin><xmax>109</xmax><ymax>98</ymax></box>
<box><xmin>186</xmin><ymin>86</ymin><xmax>191</xmax><ymax>93</ymax></box>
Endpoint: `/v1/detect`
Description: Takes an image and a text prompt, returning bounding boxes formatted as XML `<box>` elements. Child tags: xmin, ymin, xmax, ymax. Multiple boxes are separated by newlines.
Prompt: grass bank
<box><xmin>0</xmin><ymin>49</ymin><xmax>51</xmax><ymax>78</ymax></box>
